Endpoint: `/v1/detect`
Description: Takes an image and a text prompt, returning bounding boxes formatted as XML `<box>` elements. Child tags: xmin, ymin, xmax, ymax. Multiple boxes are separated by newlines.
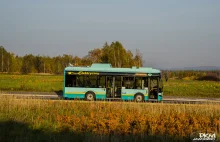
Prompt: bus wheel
<box><xmin>85</xmin><ymin>92</ymin><xmax>95</xmax><ymax>101</ymax></box>
<box><xmin>135</xmin><ymin>94</ymin><xmax>144</xmax><ymax>102</ymax></box>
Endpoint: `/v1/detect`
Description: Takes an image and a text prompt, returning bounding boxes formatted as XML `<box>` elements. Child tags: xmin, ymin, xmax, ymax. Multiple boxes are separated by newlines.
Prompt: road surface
<box><xmin>1</xmin><ymin>91</ymin><xmax>220</xmax><ymax>104</ymax></box>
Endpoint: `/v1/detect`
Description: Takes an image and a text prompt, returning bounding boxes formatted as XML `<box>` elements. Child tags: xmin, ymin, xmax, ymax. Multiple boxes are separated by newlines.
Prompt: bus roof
<box><xmin>65</xmin><ymin>63</ymin><xmax>161</xmax><ymax>74</ymax></box>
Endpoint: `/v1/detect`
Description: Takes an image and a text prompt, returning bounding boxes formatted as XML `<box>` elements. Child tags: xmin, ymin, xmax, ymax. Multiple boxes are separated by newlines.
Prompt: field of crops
<box><xmin>0</xmin><ymin>96</ymin><xmax>219</xmax><ymax>142</ymax></box>
<box><xmin>0</xmin><ymin>74</ymin><xmax>220</xmax><ymax>98</ymax></box>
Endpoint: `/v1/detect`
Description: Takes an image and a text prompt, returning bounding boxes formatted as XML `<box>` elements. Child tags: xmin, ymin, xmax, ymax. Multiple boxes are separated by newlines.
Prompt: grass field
<box><xmin>164</xmin><ymin>79</ymin><xmax>220</xmax><ymax>98</ymax></box>
<box><xmin>0</xmin><ymin>74</ymin><xmax>63</xmax><ymax>92</ymax></box>
<box><xmin>0</xmin><ymin>96</ymin><xmax>219</xmax><ymax>142</ymax></box>
<box><xmin>0</xmin><ymin>74</ymin><xmax>220</xmax><ymax>98</ymax></box>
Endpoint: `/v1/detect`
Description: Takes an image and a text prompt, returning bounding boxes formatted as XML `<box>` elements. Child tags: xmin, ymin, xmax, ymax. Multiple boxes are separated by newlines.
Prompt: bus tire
<box><xmin>134</xmin><ymin>93</ymin><xmax>144</xmax><ymax>102</ymax></box>
<box><xmin>63</xmin><ymin>97</ymin><xmax>68</xmax><ymax>100</ymax></box>
<box><xmin>85</xmin><ymin>91</ymin><xmax>95</xmax><ymax>101</ymax></box>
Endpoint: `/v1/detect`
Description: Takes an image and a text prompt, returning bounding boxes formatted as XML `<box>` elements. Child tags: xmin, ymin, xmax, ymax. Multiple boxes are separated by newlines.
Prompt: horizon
<box><xmin>1</xmin><ymin>1</ymin><xmax>220</xmax><ymax>69</ymax></box>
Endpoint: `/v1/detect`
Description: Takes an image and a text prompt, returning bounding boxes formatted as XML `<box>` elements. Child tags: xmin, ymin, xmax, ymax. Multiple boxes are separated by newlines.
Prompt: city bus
<box><xmin>63</xmin><ymin>63</ymin><xmax>163</xmax><ymax>102</ymax></box>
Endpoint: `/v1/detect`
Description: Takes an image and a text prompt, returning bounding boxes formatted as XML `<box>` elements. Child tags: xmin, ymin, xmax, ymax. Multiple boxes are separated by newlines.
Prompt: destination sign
<box><xmin>67</xmin><ymin>71</ymin><xmax>99</xmax><ymax>75</ymax></box>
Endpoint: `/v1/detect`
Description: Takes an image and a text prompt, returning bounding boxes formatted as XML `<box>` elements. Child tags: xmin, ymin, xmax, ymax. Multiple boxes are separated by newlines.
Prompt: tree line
<box><xmin>162</xmin><ymin>70</ymin><xmax>220</xmax><ymax>81</ymax></box>
<box><xmin>0</xmin><ymin>41</ymin><xmax>143</xmax><ymax>74</ymax></box>
<box><xmin>1</xmin><ymin>41</ymin><xmax>219</xmax><ymax>81</ymax></box>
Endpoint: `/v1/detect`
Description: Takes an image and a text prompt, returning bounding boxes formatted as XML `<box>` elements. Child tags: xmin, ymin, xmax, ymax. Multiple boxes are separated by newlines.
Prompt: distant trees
<box><xmin>133</xmin><ymin>49</ymin><xmax>143</xmax><ymax>68</ymax></box>
<box><xmin>21</xmin><ymin>54</ymin><xmax>36</xmax><ymax>74</ymax></box>
<box><xmin>0</xmin><ymin>46</ymin><xmax>14</xmax><ymax>72</ymax></box>
<box><xmin>87</xmin><ymin>48</ymin><xmax>103</xmax><ymax>63</ymax></box>
<box><xmin>34</xmin><ymin>55</ymin><xmax>44</xmax><ymax>73</ymax></box>
<box><xmin>0</xmin><ymin>41</ymin><xmax>144</xmax><ymax>74</ymax></box>
<box><xmin>162</xmin><ymin>70</ymin><xmax>220</xmax><ymax>81</ymax></box>
<box><xmin>10</xmin><ymin>54</ymin><xmax>22</xmax><ymax>73</ymax></box>
<box><xmin>1</xmin><ymin>43</ymin><xmax>219</xmax><ymax>80</ymax></box>
<box><xmin>87</xmin><ymin>41</ymin><xmax>143</xmax><ymax>68</ymax></box>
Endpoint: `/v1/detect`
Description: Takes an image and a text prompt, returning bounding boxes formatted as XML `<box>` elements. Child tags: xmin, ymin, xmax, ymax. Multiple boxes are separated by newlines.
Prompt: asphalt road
<box><xmin>1</xmin><ymin>91</ymin><xmax>220</xmax><ymax>104</ymax></box>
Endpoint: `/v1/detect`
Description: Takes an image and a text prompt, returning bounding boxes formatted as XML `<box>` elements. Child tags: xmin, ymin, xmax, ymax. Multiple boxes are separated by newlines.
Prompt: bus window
<box><xmin>76</xmin><ymin>76</ymin><xmax>84</xmax><ymax>87</ymax></box>
<box><xmin>65</xmin><ymin>75</ymin><xmax>76</xmax><ymax>87</ymax></box>
<box><xmin>134</xmin><ymin>77</ymin><xmax>147</xmax><ymax>89</ymax></box>
<box><xmin>85</xmin><ymin>76</ymin><xmax>97</xmax><ymax>88</ymax></box>
<box><xmin>98</xmin><ymin>76</ymin><xmax>105</xmax><ymax>88</ymax></box>
<box><xmin>135</xmin><ymin>77</ymin><xmax>142</xmax><ymax>89</ymax></box>
<box><xmin>123</xmin><ymin>77</ymin><xmax>134</xmax><ymax>89</ymax></box>
<box><xmin>150</xmin><ymin>77</ymin><xmax>158</xmax><ymax>90</ymax></box>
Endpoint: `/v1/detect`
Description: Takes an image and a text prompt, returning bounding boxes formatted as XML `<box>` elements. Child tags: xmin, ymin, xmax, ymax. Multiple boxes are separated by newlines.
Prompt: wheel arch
<box><xmin>134</xmin><ymin>92</ymin><xmax>144</xmax><ymax>98</ymax></box>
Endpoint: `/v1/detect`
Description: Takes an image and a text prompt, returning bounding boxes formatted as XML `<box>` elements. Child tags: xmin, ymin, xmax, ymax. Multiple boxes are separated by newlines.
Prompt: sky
<box><xmin>0</xmin><ymin>0</ymin><xmax>220</xmax><ymax>69</ymax></box>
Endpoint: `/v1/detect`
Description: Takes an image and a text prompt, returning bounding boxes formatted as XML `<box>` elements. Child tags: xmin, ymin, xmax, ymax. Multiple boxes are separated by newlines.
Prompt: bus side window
<box><xmin>86</xmin><ymin>76</ymin><xmax>92</xmax><ymax>87</ymax></box>
<box><xmin>84</xmin><ymin>76</ymin><xmax>97</xmax><ymax>88</ymax></box>
<box><xmin>76</xmin><ymin>76</ymin><xmax>84</xmax><ymax>87</ymax></box>
<box><xmin>123</xmin><ymin>77</ymin><xmax>134</xmax><ymax>89</ymax></box>
<box><xmin>73</xmin><ymin>79</ymin><xmax>76</xmax><ymax>86</ymax></box>
<box><xmin>135</xmin><ymin>77</ymin><xmax>141</xmax><ymax>89</ymax></box>
<box><xmin>98</xmin><ymin>76</ymin><xmax>105</xmax><ymax>88</ymax></box>
<box><xmin>65</xmin><ymin>75</ymin><xmax>76</xmax><ymax>87</ymax></box>
<box><xmin>72</xmin><ymin>75</ymin><xmax>76</xmax><ymax>87</ymax></box>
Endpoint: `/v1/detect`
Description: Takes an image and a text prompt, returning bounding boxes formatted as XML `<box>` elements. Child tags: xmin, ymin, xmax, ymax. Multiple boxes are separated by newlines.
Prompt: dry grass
<box><xmin>0</xmin><ymin>96</ymin><xmax>219</xmax><ymax>142</ymax></box>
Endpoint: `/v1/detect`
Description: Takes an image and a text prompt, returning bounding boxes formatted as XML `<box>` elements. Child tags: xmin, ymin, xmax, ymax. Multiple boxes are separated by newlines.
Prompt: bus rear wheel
<box><xmin>135</xmin><ymin>94</ymin><xmax>144</xmax><ymax>102</ymax></box>
<box><xmin>85</xmin><ymin>92</ymin><xmax>95</xmax><ymax>101</ymax></box>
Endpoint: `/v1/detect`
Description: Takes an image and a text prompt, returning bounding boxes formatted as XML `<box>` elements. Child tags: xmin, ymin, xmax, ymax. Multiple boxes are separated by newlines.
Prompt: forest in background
<box><xmin>0</xmin><ymin>41</ymin><xmax>143</xmax><ymax>74</ymax></box>
<box><xmin>0</xmin><ymin>41</ymin><xmax>219</xmax><ymax>81</ymax></box>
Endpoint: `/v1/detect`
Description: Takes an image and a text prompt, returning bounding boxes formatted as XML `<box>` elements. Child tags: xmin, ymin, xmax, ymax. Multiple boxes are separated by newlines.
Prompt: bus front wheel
<box><xmin>134</xmin><ymin>93</ymin><xmax>144</xmax><ymax>102</ymax></box>
<box><xmin>85</xmin><ymin>92</ymin><xmax>95</xmax><ymax>101</ymax></box>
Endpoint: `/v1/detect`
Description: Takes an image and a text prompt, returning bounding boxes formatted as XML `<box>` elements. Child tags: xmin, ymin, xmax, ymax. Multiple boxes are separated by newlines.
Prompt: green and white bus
<box><xmin>63</xmin><ymin>63</ymin><xmax>163</xmax><ymax>102</ymax></box>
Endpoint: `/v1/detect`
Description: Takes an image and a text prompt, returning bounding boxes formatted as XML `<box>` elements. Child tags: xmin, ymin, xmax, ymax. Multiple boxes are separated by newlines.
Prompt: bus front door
<box><xmin>106</xmin><ymin>76</ymin><xmax>122</xmax><ymax>99</ymax></box>
<box><xmin>149</xmin><ymin>77</ymin><xmax>162</xmax><ymax>101</ymax></box>
<box><xmin>106</xmin><ymin>76</ymin><xmax>115</xmax><ymax>98</ymax></box>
